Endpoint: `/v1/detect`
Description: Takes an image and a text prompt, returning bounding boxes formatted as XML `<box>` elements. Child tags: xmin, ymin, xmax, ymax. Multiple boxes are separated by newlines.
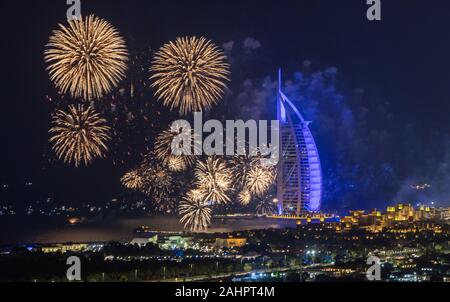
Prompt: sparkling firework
<box><xmin>150</xmin><ymin>36</ymin><xmax>230</xmax><ymax>115</ymax></box>
<box><xmin>45</xmin><ymin>15</ymin><xmax>128</xmax><ymax>101</ymax></box>
<box><xmin>179</xmin><ymin>190</ymin><xmax>212</xmax><ymax>232</ymax></box>
<box><xmin>237</xmin><ymin>189</ymin><xmax>252</xmax><ymax>205</ymax></box>
<box><xmin>167</xmin><ymin>156</ymin><xmax>186</xmax><ymax>172</ymax></box>
<box><xmin>188</xmin><ymin>188</ymin><xmax>205</xmax><ymax>201</ymax></box>
<box><xmin>140</xmin><ymin>159</ymin><xmax>175</xmax><ymax>212</ymax></box>
<box><xmin>195</xmin><ymin>157</ymin><xmax>232</xmax><ymax>204</ymax></box>
<box><xmin>120</xmin><ymin>169</ymin><xmax>144</xmax><ymax>190</ymax></box>
<box><xmin>154</xmin><ymin>127</ymin><xmax>199</xmax><ymax>172</ymax></box>
<box><xmin>49</xmin><ymin>104</ymin><xmax>111</xmax><ymax>167</ymax></box>
<box><xmin>121</xmin><ymin>154</ymin><xmax>176</xmax><ymax>212</ymax></box>
<box><xmin>246</xmin><ymin>166</ymin><xmax>276</xmax><ymax>197</ymax></box>
<box><xmin>229</xmin><ymin>153</ymin><xmax>260</xmax><ymax>190</ymax></box>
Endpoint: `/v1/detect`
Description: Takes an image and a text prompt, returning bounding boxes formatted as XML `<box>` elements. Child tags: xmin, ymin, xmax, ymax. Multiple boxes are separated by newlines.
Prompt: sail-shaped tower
<box><xmin>276</xmin><ymin>69</ymin><xmax>323</xmax><ymax>215</ymax></box>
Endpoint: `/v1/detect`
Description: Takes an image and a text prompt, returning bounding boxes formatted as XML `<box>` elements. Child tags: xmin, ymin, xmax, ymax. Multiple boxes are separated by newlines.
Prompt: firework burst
<box><xmin>179</xmin><ymin>190</ymin><xmax>212</xmax><ymax>232</ymax></box>
<box><xmin>246</xmin><ymin>165</ymin><xmax>276</xmax><ymax>197</ymax></box>
<box><xmin>237</xmin><ymin>189</ymin><xmax>252</xmax><ymax>205</ymax></box>
<box><xmin>150</xmin><ymin>36</ymin><xmax>230</xmax><ymax>115</ymax></box>
<box><xmin>228</xmin><ymin>154</ymin><xmax>260</xmax><ymax>190</ymax></box>
<box><xmin>195</xmin><ymin>157</ymin><xmax>232</xmax><ymax>204</ymax></box>
<box><xmin>121</xmin><ymin>154</ymin><xmax>176</xmax><ymax>212</ymax></box>
<box><xmin>154</xmin><ymin>127</ymin><xmax>199</xmax><ymax>172</ymax></box>
<box><xmin>140</xmin><ymin>159</ymin><xmax>175</xmax><ymax>212</ymax></box>
<box><xmin>49</xmin><ymin>104</ymin><xmax>111</xmax><ymax>167</ymax></box>
<box><xmin>45</xmin><ymin>15</ymin><xmax>128</xmax><ymax>101</ymax></box>
<box><xmin>120</xmin><ymin>169</ymin><xmax>144</xmax><ymax>190</ymax></box>
<box><xmin>167</xmin><ymin>156</ymin><xmax>187</xmax><ymax>172</ymax></box>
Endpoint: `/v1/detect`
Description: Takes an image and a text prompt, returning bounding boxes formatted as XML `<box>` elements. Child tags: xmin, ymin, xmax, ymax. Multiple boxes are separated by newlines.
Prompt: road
<box><xmin>147</xmin><ymin>264</ymin><xmax>334</xmax><ymax>282</ymax></box>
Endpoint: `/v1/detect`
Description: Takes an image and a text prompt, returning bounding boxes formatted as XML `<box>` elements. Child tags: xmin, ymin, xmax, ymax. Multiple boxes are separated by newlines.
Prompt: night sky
<box><xmin>1</xmin><ymin>0</ymin><xmax>450</xmax><ymax>211</ymax></box>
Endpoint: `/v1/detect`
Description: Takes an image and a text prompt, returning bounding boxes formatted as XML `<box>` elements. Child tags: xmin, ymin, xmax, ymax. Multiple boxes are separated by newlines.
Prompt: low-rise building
<box><xmin>214</xmin><ymin>237</ymin><xmax>247</xmax><ymax>249</ymax></box>
<box><xmin>41</xmin><ymin>243</ymin><xmax>88</xmax><ymax>254</ymax></box>
<box><xmin>130</xmin><ymin>234</ymin><xmax>158</xmax><ymax>247</ymax></box>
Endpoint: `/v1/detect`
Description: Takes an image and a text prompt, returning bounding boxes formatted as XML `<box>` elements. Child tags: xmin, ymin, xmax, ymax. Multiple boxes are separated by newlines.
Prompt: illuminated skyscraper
<box><xmin>276</xmin><ymin>69</ymin><xmax>322</xmax><ymax>215</ymax></box>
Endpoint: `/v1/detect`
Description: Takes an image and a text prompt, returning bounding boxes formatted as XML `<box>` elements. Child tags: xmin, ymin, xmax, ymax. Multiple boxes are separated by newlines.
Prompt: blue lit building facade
<box><xmin>276</xmin><ymin>70</ymin><xmax>323</xmax><ymax>215</ymax></box>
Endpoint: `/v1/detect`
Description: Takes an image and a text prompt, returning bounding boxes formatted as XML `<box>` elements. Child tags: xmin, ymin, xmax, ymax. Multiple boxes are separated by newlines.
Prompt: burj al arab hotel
<box><xmin>276</xmin><ymin>70</ymin><xmax>323</xmax><ymax>216</ymax></box>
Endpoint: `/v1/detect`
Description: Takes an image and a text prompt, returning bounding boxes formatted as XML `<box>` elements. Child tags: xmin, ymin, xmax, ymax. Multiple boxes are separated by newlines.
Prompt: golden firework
<box><xmin>167</xmin><ymin>156</ymin><xmax>187</xmax><ymax>172</ymax></box>
<box><xmin>121</xmin><ymin>158</ymin><xmax>175</xmax><ymax>212</ymax></box>
<box><xmin>188</xmin><ymin>188</ymin><xmax>205</xmax><ymax>201</ymax></box>
<box><xmin>49</xmin><ymin>104</ymin><xmax>111</xmax><ymax>167</ymax></box>
<box><xmin>229</xmin><ymin>154</ymin><xmax>260</xmax><ymax>189</ymax></box>
<box><xmin>45</xmin><ymin>15</ymin><xmax>128</xmax><ymax>101</ymax></box>
<box><xmin>237</xmin><ymin>189</ymin><xmax>252</xmax><ymax>205</ymax></box>
<box><xmin>154</xmin><ymin>127</ymin><xmax>199</xmax><ymax>171</ymax></box>
<box><xmin>246</xmin><ymin>166</ymin><xmax>276</xmax><ymax>197</ymax></box>
<box><xmin>195</xmin><ymin>157</ymin><xmax>232</xmax><ymax>204</ymax></box>
<box><xmin>150</xmin><ymin>36</ymin><xmax>230</xmax><ymax>115</ymax></box>
<box><xmin>140</xmin><ymin>156</ymin><xmax>176</xmax><ymax>212</ymax></box>
<box><xmin>121</xmin><ymin>169</ymin><xmax>144</xmax><ymax>190</ymax></box>
<box><xmin>179</xmin><ymin>190</ymin><xmax>212</xmax><ymax>232</ymax></box>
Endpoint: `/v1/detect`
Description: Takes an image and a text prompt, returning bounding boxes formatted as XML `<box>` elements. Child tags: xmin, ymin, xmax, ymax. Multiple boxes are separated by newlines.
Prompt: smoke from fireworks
<box><xmin>150</xmin><ymin>36</ymin><xmax>230</xmax><ymax>115</ymax></box>
<box><xmin>410</xmin><ymin>183</ymin><xmax>432</xmax><ymax>190</ymax></box>
<box><xmin>45</xmin><ymin>15</ymin><xmax>128</xmax><ymax>101</ymax></box>
<box><xmin>195</xmin><ymin>157</ymin><xmax>232</xmax><ymax>204</ymax></box>
<box><xmin>49</xmin><ymin>104</ymin><xmax>111</xmax><ymax>167</ymax></box>
<box><xmin>179</xmin><ymin>190</ymin><xmax>212</xmax><ymax>232</ymax></box>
